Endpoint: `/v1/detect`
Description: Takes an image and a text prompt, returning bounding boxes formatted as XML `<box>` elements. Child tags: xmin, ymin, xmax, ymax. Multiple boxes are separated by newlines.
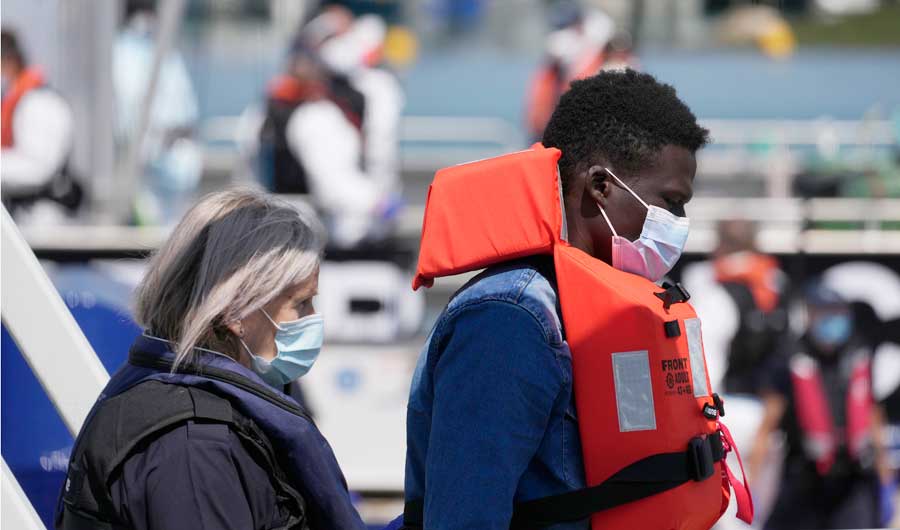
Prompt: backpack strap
<box><xmin>59</xmin><ymin>379</ymin><xmax>308</xmax><ymax>530</ymax></box>
<box><xmin>60</xmin><ymin>381</ymin><xmax>235</xmax><ymax>528</ymax></box>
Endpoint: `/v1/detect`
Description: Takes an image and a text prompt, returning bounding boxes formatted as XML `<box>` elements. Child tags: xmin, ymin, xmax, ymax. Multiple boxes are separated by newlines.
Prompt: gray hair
<box><xmin>134</xmin><ymin>188</ymin><xmax>326</xmax><ymax>368</ymax></box>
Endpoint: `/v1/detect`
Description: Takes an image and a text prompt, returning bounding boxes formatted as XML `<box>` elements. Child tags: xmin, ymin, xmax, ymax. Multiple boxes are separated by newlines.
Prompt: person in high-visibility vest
<box><xmin>400</xmin><ymin>70</ymin><xmax>753</xmax><ymax>530</ymax></box>
<box><xmin>747</xmin><ymin>280</ymin><xmax>892</xmax><ymax>529</ymax></box>
<box><xmin>1</xmin><ymin>28</ymin><xmax>80</xmax><ymax>221</ymax></box>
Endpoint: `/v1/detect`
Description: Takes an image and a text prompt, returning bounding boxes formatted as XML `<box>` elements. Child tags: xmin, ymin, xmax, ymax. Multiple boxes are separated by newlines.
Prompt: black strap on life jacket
<box><xmin>2</xmin><ymin>159</ymin><xmax>84</xmax><ymax>214</ymax></box>
<box><xmin>402</xmin><ymin>433</ymin><xmax>724</xmax><ymax>530</ymax></box>
<box><xmin>260</xmin><ymin>97</ymin><xmax>311</xmax><ymax>195</ymax></box>
<box><xmin>58</xmin><ymin>378</ymin><xmax>308</xmax><ymax>530</ymax></box>
<box><xmin>258</xmin><ymin>74</ymin><xmax>366</xmax><ymax>196</ymax></box>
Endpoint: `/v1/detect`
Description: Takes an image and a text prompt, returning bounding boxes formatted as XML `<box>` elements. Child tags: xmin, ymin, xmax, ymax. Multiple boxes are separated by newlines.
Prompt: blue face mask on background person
<box><xmin>810</xmin><ymin>313</ymin><xmax>853</xmax><ymax>349</ymax></box>
<box><xmin>597</xmin><ymin>168</ymin><xmax>690</xmax><ymax>282</ymax></box>
<box><xmin>243</xmin><ymin>309</ymin><xmax>325</xmax><ymax>388</ymax></box>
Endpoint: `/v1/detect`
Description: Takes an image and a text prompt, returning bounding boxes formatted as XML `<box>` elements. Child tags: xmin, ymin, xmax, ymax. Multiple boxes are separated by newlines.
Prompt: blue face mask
<box><xmin>245</xmin><ymin>309</ymin><xmax>325</xmax><ymax>388</ymax></box>
<box><xmin>810</xmin><ymin>313</ymin><xmax>853</xmax><ymax>349</ymax></box>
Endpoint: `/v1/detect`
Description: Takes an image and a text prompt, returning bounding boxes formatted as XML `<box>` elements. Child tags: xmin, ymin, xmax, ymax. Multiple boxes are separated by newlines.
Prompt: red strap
<box><xmin>846</xmin><ymin>356</ymin><xmax>873</xmax><ymax>459</ymax></box>
<box><xmin>790</xmin><ymin>355</ymin><xmax>837</xmax><ymax>475</ymax></box>
<box><xmin>719</xmin><ymin>422</ymin><xmax>754</xmax><ymax>524</ymax></box>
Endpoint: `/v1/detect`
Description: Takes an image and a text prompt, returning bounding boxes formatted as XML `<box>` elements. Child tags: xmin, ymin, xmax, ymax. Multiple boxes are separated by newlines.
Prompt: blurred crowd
<box><xmin>2</xmin><ymin>0</ymin><xmax>406</xmax><ymax>250</ymax></box>
<box><xmin>684</xmin><ymin>220</ymin><xmax>900</xmax><ymax>528</ymax></box>
<box><xmin>2</xmin><ymin>1</ymin><xmax>900</xmax><ymax>528</ymax></box>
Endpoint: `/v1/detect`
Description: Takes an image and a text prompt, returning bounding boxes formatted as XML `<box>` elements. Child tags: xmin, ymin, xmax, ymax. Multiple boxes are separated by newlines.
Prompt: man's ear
<box><xmin>584</xmin><ymin>164</ymin><xmax>612</xmax><ymax>207</ymax></box>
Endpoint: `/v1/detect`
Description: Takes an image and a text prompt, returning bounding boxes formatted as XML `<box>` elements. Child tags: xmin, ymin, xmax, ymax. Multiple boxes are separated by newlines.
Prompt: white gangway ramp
<box><xmin>1</xmin><ymin>205</ymin><xmax>110</xmax><ymax>529</ymax></box>
<box><xmin>2</xmin><ymin>459</ymin><xmax>46</xmax><ymax>530</ymax></box>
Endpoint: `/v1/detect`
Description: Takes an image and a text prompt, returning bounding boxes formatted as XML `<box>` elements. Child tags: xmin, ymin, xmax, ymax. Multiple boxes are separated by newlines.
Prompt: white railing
<box><xmin>199</xmin><ymin>114</ymin><xmax>896</xmax><ymax>173</ymax></box>
<box><xmin>701</xmin><ymin>119</ymin><xmax>894</xmax><ymax>147</ymax></box>
<box><xmin>1</xmin><ymin>205</ymin><xmax>110</xmax><ymax>529</ymax></box>
<box><xmin>16</xmin><ymin>197</ymin><xmax>900</xmax><ymax>257</ymax></box>
<box><xmin>1</xmin><ymin>206</ymin><xmax>109</xmax><ymax>435</ymax></box>
<box><xmin>1</xmin><ymin>459</ymin><xmax>45</xmax><ymax>530</ymax></box>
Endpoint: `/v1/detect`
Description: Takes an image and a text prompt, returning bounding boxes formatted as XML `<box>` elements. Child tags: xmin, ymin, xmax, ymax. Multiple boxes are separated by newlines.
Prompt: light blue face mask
<box><xmin>597</xmin><ymin>168</ymin><xmax>690</xmax><ymax>282</ymax></box>
<box><xmin>810</xmin><ymin>313</ymin><xmax>853</xmax><ymax>349</ymax></box>
<box><xmin>244</xmin><ymin>309</ymin><xmax>325</xmax><ymax>388</ymax></box>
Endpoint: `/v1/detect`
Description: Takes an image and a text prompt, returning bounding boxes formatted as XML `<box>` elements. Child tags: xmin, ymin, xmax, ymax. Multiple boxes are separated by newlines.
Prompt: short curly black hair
<box><xmin>542</xmin><ymin>69</ymin><xmax>709</xmax><ymax>195</ymax></box>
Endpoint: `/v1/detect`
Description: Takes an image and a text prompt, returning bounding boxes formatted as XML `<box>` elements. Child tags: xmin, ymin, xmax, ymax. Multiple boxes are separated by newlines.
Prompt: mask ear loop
<box><xmin>239</xmin><ymin>338</ymin><xmax>257</xmax><ymax>359</ymax></box>
<box><xmin>597</xmin><ymin>203</ymin><xmax>619</xmax><ymax>237</ymax></box>
<box><xmin>235</xmin><ymin>319</ymin><xmax>254</xmax><ymax>357</ymax></box>
<box><xmin>604</xmin><ymin>167</ymin><xmax>649</xmax><ymax>209</ymax></box>
<box><xmin>260</xmin><ymin>308</ymin><xmax>286</xmax><ymax>331</ymax></box>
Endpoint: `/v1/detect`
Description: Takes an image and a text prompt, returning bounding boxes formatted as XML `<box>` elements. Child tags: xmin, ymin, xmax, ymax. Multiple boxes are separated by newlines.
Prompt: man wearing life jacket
<box><xmin>403</xmin><ymin>70</ymin><xmax>753</xmax><ymax>530</ymax></box>
<box><xmin>747</xmin><ymin>280</ymin><xmax>891</xmax><ymax>529</ymax></box>
<box><xmin>1</xmin><ymin>29</ymin><xmax>80</xmax><ymax>221</ymax></box>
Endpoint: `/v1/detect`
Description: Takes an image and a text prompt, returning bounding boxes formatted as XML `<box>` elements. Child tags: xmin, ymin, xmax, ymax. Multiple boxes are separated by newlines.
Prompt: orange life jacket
<box><xmin>714</xmin><ymin>252</ymin><xmax>781</xmax><ymax>314</ymax></box>
<box><xmin>412</xmin><ymin>144</ymin><xmax>753</xmax><ymax>529</ymax></box>
<box><xmin>790</xmin><ymin>351</ymin><xmax>873</xmax><ymax>476</ymax></box>
<box><xmin>525</xmin><ymin>52</ymin><xmax>605</xmax><ymax>140</ymax></box>
<box><xmin>1</xmin><ymin>67</ymin><xmax>45</xmax><ymax>147</ymax></box>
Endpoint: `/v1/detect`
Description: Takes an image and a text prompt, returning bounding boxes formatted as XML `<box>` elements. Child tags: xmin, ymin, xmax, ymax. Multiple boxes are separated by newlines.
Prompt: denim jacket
<box><xmin>405</xmin><ymin>257</ymin><xmax>588</xmax><ymax>530</ymax></box>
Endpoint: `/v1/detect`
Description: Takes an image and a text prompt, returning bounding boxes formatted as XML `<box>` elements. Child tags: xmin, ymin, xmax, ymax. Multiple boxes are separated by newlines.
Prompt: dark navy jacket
<box><xmin>108</xmin><ymin>419</ymin><xmax>298</xmax><ymax>530</ymax></box>
<box><xmin>58</xmin><ymin>335</ymin><xmax>366</xmax><ymax>530</ymax></box>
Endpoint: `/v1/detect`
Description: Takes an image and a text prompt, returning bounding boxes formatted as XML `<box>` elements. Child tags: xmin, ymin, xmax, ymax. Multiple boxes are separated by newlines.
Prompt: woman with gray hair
<box><xmin>56</xmin><ymin>189</ymin><xmax>367</xmax><ymax>530</ymax></box>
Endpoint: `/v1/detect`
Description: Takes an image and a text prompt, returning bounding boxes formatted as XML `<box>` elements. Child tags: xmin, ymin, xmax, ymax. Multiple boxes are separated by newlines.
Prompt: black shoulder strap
<box><xmin>86</xmin><ymin>381</ymin><xmax>234</xmax><ymax>483</ymax></box>
<box><xmin>403</xmin><ymin>433</ymin><xmax>724</xmax><ymax>530</ymax></box>
<box><xmin>60</xmin><ymin>381</ymin><xmax>236</xmax><ymax>530</ymax></box>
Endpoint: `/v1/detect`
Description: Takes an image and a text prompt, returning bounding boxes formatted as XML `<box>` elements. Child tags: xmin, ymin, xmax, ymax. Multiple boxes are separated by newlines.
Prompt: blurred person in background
<box><xmin>713</xmin><ymin>219</ymin><xmax>789</xmax><ymax>395</ymax></box>
<box><xmin>55</xmin><ymin>189</ymin><xmax>367</xmax><ymax>530</ymax></box>
<box><xmin>1</xmin><ymin>29</ymin><xmax>82</xmax><ymax>223</ymax></box>
<box><xmin>525</xmin><ymin>3</ymin><xmax>615</xmax><ymax>142</ymax></box>
<box><xmin>114</xmin><ymin>0</ymin><xmax>202</xmax><ymax>225</ymax></box>
<box><xmin>314</xmin><ymin>7</ymin><xmax>404</xmax><ymax>199</ymax></box>
<box><xmin>747</xmin><ymin>280</ymin><xmax>892</xmax><ymax>529</ymax></box>
<box><xmin>681</xmin><ymin>219</ymin><xmax>788</xmax><ymax>396</ymax></box>
<box><xmin>257</xmin><ymin>6</ymin><xmax>403</xmax><ymax>249</ymax></box>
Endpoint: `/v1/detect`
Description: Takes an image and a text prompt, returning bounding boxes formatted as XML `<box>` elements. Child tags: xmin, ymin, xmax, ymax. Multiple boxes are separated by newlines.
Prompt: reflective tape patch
<box><xmin>612</xmin><ymin>350</ymin><xmax>656</xmax><ymax>432</ymax></box>
<box><xmin>685</xmin><ymin>318</ymin><xmax>710</xmax><ymax>398</ymax></box>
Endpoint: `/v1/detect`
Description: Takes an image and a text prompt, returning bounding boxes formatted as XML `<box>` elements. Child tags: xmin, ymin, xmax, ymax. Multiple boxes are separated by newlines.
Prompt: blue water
<box><xmin>186</xmin><ymin>46</ymin><xmax>900</xmax><ymax>126</ymax></box>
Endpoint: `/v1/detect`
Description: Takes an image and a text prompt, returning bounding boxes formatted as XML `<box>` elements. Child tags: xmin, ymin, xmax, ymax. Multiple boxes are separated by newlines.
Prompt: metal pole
<box><xmin>118</xmin><ymin>0</ymin><xmax>188</xmax><ymax>222</ymax></box>
<box><xmin>55</xmin><ymin>0</ymin><xmax>118</xmax><ymax>222</ymax></box>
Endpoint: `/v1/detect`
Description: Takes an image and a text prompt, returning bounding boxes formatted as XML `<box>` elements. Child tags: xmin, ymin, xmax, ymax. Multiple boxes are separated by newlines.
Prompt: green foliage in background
<box><xmin>793</xmin><ymin>4</ymin><xmax>900</xmax><ymax>46</ymax></box>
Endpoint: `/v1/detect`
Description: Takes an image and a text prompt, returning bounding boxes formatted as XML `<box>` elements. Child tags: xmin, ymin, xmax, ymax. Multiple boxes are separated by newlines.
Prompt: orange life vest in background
<box><xmin>413</xmin><ymin>144</ymin><xmax>753</xmax><ymax>529</ymax></box>
<box><xmin>1</xmin><ymin>67</ymin><xmax>45</xmax><ymax>147</ymax></box>
<box><xmin>790</xmin><ymin>352</ymin><xmax>873</xmax><ymax>476</ymax></box>
<box><xmin>714</xmin><ymin>251</ymin><xmax>782</xmax><ymax>314</ymax></box>
<box><xmin>525</xmin><ymin>52</ymin><xmax>606</xmax><ymax>141</ymax></box>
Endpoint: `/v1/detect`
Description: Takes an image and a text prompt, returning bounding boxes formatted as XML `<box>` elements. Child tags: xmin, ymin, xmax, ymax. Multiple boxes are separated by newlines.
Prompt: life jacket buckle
<box><xmin>713</xmin><ymin>393</ymin><xmax>725</xmax><ymax>417</ymax></box>
<box><xmin>655</xmin><ymin>282</ymin><xmax>691</xmax><ymax>310</ymax></box>
<box><xmin>687</xmin><ymin>437</ymin><xmax>715</xmax><ymax>481</ymax></box>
